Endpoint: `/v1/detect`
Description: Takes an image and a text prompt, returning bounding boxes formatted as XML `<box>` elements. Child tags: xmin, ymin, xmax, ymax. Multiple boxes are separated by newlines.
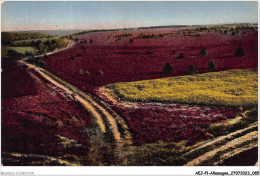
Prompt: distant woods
<box><xmin>1</xmin><ymin>32</ymin><xmax>52</xmax><ymax>45</ymax></box>
<box><xmin>6</xmin><ymin>37</ymin><xmax>68</xmax><ymax>53</ymax></box>
<box><xmin>2</xmin><ymin>32</ymin><xmax>69</xmax><ymax>58</ymax></box>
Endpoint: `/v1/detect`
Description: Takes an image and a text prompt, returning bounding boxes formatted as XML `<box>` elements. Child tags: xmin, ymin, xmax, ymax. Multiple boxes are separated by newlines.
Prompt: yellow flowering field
<box><xmin>109</xmin><ymin>69</ymin><xmax>258</xmax><ymax>107</ymax></box>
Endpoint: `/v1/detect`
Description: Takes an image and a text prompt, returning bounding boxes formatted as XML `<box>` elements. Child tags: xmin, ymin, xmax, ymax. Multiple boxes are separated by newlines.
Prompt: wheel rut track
<box><xmin>19</xmin><ymin>60</ymin><xmax>132</xmax><ymax>147</ymax></box>
<box><xmin>184</xmin><ymin>123</ymin><xmax>258</xmax><ymax>166</ymax></box>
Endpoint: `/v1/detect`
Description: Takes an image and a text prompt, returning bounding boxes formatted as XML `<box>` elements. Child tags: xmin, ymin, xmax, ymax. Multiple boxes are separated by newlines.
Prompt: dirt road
<box><xmin>184</xmin><ymin>123</ymin><xmax>258</xmax><ymax>166</ymax></box>
<box><xmin>19</xmin><ymin>60</ymin><xmax>132</xmax><ymax>147</ymax></box>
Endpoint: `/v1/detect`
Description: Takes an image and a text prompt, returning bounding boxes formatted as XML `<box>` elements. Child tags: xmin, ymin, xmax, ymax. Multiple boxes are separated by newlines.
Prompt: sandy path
<box><xmin>185</xmin><ymin>130</ymin><xmax>258</xmax><ymax>166</ymax></box>
<box><xmin>19</xmin><ymin>61</ymin><xmax>132</xmax><ymax>145</ymax></box>
<box><xmin>215</xmin><ymin>141</ymin><xmax>258</xmax><ymax>165</ymax></box>
<box><xmin>186</xmin><ymin>123</ymin><xmax>258</xmax><ymax>155</ymax></box>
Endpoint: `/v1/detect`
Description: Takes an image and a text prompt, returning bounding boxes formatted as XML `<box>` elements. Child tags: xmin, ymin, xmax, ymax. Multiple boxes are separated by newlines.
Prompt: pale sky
<box><xmin>1</xmin><ymin>1</ymin><xmax>258</xmax><ymax>31</ymax></box>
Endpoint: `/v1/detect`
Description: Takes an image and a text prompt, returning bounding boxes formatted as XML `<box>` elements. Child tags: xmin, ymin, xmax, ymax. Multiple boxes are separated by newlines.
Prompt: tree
<box><xmin>188</xmin><ymin>65</ymin><xmax>198</xmax><ymax>74</ymax></box>
<box><xmin>231</xmin><ymin>31</ymin><xmax>235</xmax><ymax>35</ymax></box>
<box><xmin>224</xmin><ymin>30</ymin><xmax>227</xmax><ymax>34</ymax></box>
<box><xmin>146</xmin><ymin>50</ymin><xmax>152</xmax><ymax>54</ymax></box>
<box><xmin>77</xmin><ymin>53</ymin><xmax>83</xmax><ymax>58</ymax></box>
<box><xmin>208</xmin><ymin>60</ymin><xmax>216</xmax><ymax>71</ymax></box>
<box><xmin>36</xmin><ymin>40</ymin><xmax>42</xmax><ymax>47</ymax></box>
<box><xmin>234</xmin><ymin>46</ymin><xmax>245</xmax><ymax>56</ymax></box>
<box><xmin>81</xmin><ymin>45</ymin><xmax>85</xmax><ymax>50</ymax></box>
<box><xmin>7</xmin><ymin>49</ymin><xmax>24</xmax><ymax>57</ymax></box>
<box><xmin>37</xmin><ymin>43</ymin><xmax>45</xmax><ymax>53</ymax></box>
<box><xmin>25</xmin><ymin>50</ymin><xmax>33</xmax><ymax>56</ymax></box>
<box><xmin>27</xmin><ymin>56</ymin><xmax>46</xmax><ymax>68</ymax></box>
<box><xmin>199</xmin><ymin>47</ymin><xmax>207</xmax><ymax>56</ymax></box>
<box><xmin>31</xmin><ymin>40</ymin><xmax>36</xmax><ymax>46</ymax></box>
<box><xmin>162</xmin><ymin>62</ymin><xmax>173</xmax><ymax>74</ymax></box>
<box><xmin>44</xmin><ymin>40</ymin><xmax>50</xmax><ymax>47</ymax></box>
<box><xmin>69</xmin><ymin>55</ymin><xmax>74</xmax><ymax>60</ymax></box>
<box><xmin>178</xmin><ymin>53</ymin><xmax>184</xmax><ymax>59</ymax></box>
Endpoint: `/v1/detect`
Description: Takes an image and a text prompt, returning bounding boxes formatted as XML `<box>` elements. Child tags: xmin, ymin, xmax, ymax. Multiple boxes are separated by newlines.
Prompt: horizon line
<box><xmin>2</xmin><ymin>22</ymin><xmax>258</xmax><ymax>33</ymax></box>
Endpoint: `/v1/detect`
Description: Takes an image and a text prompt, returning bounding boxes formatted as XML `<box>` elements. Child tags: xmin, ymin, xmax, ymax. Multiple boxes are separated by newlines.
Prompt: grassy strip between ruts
<box><xmin>109</xmin><ymin>69</ymin><xmax>257</xmax><ymax>107</ymax></box>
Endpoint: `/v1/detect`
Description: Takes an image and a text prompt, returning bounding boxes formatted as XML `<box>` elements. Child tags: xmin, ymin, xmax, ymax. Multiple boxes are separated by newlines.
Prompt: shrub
<box><xmin>224</xmin><ymin>30</ymin><xmax>227</xmax><ymax>34</ymax></box>
<box><xmin>85</xmin><ymin>70</ymin><xmax>90</xmax><ymax>75</ymax></box>
<box><xmin>208</xmin><ymin>60</ymin><xmax>216</xmax><ymax>71</ymax></box>
<box><xmin>162</xmin><ymin>62</ymin><xmax>173</xmax><ymax>74</ymax></box>
<box><xmin>231</xmin><ymin>31</ymin><xmax>235</xmax><ymax>35</ymax></box>
<box><xmin>199</xmin><ymin>47</ymin><xmax>207</xmax><ymax>56</ymax></box>
<box><xmin>178</xmin><ymin>53</ymin><xmax>184</xmax><ymax>59</ymax></box>
<box><xmin>7</xmin><ymin>49</ymin><xmax>24</xmax><ymax>57</ymax></box>
<box><xmin>234</xmin><ymin>46</ymin><xmax>245</xmax><ymax>56</ymax></box>
<box><xmin>74</xmin><ymin>38</ymin><xmax>79</xmax><ymax>42</ymax></box>
<box><xmin>77</xmin><ymin>53</ymin><xmax>83</xmax><ymax>58</ymax></box>
<box><xmin>27</xmin><ymin>56</ymin><xmax>46</xmax><ymax>68</ymax></box>
<box><xmin>129</xmin><ymin>38</ymin><xmax>133</xmax><ymax>43</ymax></box>
<box><xmin>78</xmin><ymin>69</ymin><xmax>84</xmax><ymax>75</ymax></box>
<box><xmin>172</xmin><ymin>50</ymin><xmax>175</xmax><ymax>54</ymax></box>
<box><xmin>139</xmin><ymin>34</ymin><xmax>157</xmax><ymax>39</ymax></box>
<box><xmin>98</xmin><ymin>69</ymin><xmax>104</xmax><ymax>75</ymax></box>
<box><xmin>89</xmin><ymin>39</ymin><xmax>93</xmax><ymax>43</ymax></box>
<box><xmin>69</xmin><ymin>55</ymin><xmax>74</xmax><ymax>60</ymax></box>
<box><xmin>79</xmin><ymin>69</ymin><xmax>90</xmax><ymax>76</ymax></box>
<box><xmin>188</xmin><ymin>65</ymin><xmax>198</xmax><ymax>74</ymax></box>
<box><xmin>25</xmin><ymin>50</ymin><xmax>33</xmax><ymax>56</ymax></box>
<box><xmin>80</xmin><ymin>45</ymin><xmax>85</xmax><ymax>50</ymax></box>
<box><xmin>146</xmin><ymin>50</ymin><xmax>152</xmax><ymax>55</ymax></box>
